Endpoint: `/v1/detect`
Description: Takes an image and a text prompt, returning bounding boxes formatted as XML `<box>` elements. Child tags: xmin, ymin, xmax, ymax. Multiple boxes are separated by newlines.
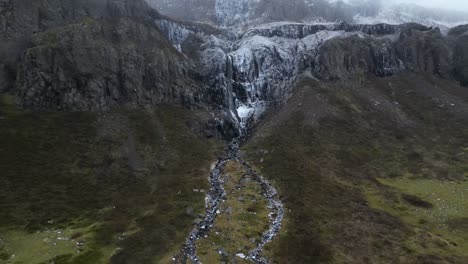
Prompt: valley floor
<box><xmin>1</xmin><ymin>73</ymin><xmax>468</xmax><ymax>264</ymax></box>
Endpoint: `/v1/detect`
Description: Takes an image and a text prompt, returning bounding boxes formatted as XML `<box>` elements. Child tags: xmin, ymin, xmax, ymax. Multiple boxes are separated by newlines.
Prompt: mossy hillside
<box><xmin>197</xmin><ymin>161</ymin><xmax>270</xmax><ymax>263</ymax></box>
<box><xmin>366</xmin><ymin>176</ymin><xmax>468</xmax><ymax>257</ymax></box>
<box><xmin>244</xmin><ymin>117</ymin><xmax>395</xmax><ymax>264</ymax></box>
<box><xmin>243</xmin><ymin>75</ymin><xmax>468</xmax><ymax>263</ymax></box>
<box><xmin>0</xmin><ymin>95</ymin><xmax>221</xmax><ymax>263</ymax></box>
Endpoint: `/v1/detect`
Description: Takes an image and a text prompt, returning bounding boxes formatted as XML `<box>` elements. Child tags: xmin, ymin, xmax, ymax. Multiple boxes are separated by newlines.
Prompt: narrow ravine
<box><xmin>174</xmin><ymin>134</ymin><xmax>284</xmax><ymax>264</ymax></box>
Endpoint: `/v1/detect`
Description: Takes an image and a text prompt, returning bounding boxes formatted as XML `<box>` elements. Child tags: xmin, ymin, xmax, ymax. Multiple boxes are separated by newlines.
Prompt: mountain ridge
<box><xmin>2</xmin><ymin>0</ymin><xmax>468</xmax><ymax>133</ymax></box>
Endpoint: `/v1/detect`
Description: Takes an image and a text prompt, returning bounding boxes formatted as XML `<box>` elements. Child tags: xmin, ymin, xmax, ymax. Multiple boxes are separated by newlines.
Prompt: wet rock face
<box><xmin>316</xmin><ymin>35</ymin><xmax>400</xmax><ymax>80</ymax></box>
<box><xmin>156</xmin><ymin>19</ymin><xmax>468</xmax><ymax>125</ymax></box>
<box><xmin>316</xmin><ymin>26</ymin><xmax>452</xmax><ymax>80</ymax></box>
<box><xmin>395</xmin><ymin>27</ymin><xmax>451</xmax><ymax>76</ymax></box>
<box><xmin>446</xmin><ymin>25</ymin><xmax>468</xmax><ymax>87</ymax></box>
<box><xmin>2</xmin><ymin>0</ymin><xmax>213</xmax><ymax>110</ymax></box>
<box><xmin>17</xmin><ymin>19</ymin><xmax>203</xmax><ymax>110</ymax></box>
<box><xmin>0</xmin><ymin>0</ymin><xmax>125</xmax><ymax>74</ymax></box>
<box><xmin>453</xmin><ymin>34</ymin><xmax>468</xmax><ymax>86</ymax></box>
<box><xmin>3</xmin><ymin>0</ymin><xmax>468</xmax><ymax>115</ymax></box>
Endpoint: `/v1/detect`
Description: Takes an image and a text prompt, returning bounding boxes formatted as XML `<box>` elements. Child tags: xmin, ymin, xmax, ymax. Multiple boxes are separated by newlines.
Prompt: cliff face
<box><xmin>154</xmin><ymin>19</ymin><xmax>467</xmax><ymax>127</ymax></box>
<box><xmin>317</xmin><ymin>26</ymin><xmax>452</xmax><ymax>80</ymax></box>
<box><xmin>451</xmin><ymin>25</ymin><xmax>468</xmax><ymax>86</ymax></box>
<box><xmin>1</xmin><ymin>0</ymin><xmax>468</xmax><ymax>123</ymax></box>
<box><xmin>0</xmin><ymin>0</ymin><xmax>107</xmax><ymax>90</ymax></box>
<box><xmin>1</xmin><ymin>0</ymin><xmax>210</xmax><ymax>110</ymax></box>
<box><xmin>17</xmin><ymin>18</ymin><xmax>203</xmax><ymax>110</ymax></box>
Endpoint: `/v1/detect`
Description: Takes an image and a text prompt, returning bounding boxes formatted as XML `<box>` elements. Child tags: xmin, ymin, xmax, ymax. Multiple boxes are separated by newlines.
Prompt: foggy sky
<box><xmin>391</xmin><ymin>0</ymin><xmax>468</xmax><ymax>11</ymax></box>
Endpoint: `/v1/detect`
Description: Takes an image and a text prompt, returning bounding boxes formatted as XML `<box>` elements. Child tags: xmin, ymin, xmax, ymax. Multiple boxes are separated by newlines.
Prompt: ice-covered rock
<box><xmin>155</xmin><ymin>19</ymin><xmax>192</xmax><ymax>52</ymax></box>
<box><xmin>153</xmin><ymin>14</ymin><xmax>467</xmax><ymax>130</ymax></box>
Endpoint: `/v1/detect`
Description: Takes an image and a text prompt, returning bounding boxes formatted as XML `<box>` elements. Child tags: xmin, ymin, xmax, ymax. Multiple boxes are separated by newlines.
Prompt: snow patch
<box><xmin>353</xmin><ymin>4</ymin><xmax>468</xmax><ymax>31</ymax></box>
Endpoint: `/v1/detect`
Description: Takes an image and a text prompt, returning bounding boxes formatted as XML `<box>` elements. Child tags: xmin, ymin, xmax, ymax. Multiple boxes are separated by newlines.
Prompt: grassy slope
<box><xmin>0</xmin><ymin>95</ymin><xmax>222</xmax><ymax>264</ymax></box>
<box><xmin>244</xmin><ymin>74</ymin><xmax>468</xmax><ymax>263</ymax></box>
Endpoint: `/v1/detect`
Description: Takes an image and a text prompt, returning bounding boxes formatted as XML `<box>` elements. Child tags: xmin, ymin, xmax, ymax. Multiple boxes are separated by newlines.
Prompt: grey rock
<box><xmin>185</xmin><ymin>207</ymin><xmax>195</xmax><ymax>217</ymax></box>
<box><xmin>216</xmin><ymin>247</ymin><xmax>228</xmax><ymax>257</ymax></box>
<box><xmin>453</xmin><ymin>34</ymin><xmax>468</xmax><ymax>86</ymax></box>
<box><xmin>17</xmin><ymin>17</ymin><xmax>203</xmax><ymax>110</ymax></box>
<box><xmin>1</xmin><ymin>0</ymin><xmax>217</xmax><ymax>110</ymax></box>
<box><xmin>316</xmin><ymin>26</ymin><xmax>454</xmax><ymax>80</ymax></box>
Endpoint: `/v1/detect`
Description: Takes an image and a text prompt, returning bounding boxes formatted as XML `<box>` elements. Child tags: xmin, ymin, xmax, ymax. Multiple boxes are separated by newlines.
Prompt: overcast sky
<box><xmin>392</xmin><ymin>0</ymin><xmax>468</xmax><ymax>11</ymax></box>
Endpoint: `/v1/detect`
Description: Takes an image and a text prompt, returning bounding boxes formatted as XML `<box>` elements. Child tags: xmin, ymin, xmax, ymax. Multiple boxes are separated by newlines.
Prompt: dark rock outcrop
<box><xmin>17</xmin><ymin>18</ymin><xmax>202</xmax><ymax>110</ymax></box>
<box><xmin>395</xmin><ymin>27</ymin><xmax>451</xmax><ymax>77</ymax></box>
<box><xmin>1</xmin><ymin>0</ymin><xmax>210</xmax><ymax>110</ymax></box>
<box><xmin>316</xmin><ymin>26</ymin><xmax>455</xmax><ymax>80</ymax></box>
<box><xmin>317</xmin><ymin>35</ymin><xmax>400</xmax><ymax>80</ymax></box>
<box><xmin>450</xmin><ymin>26</ymin><xmax>468</xmax><ymax>86</ymax></box>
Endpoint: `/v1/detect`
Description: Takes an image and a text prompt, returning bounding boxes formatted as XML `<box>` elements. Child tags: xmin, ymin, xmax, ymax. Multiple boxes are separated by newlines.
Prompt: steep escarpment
<box><xmin>17</xmin><ymin>18</ymin><xmax>201</xmax><ymax>110</ymax></box>
<box><xmin>3</xmin><ymin>0</ymin><xmax>468</xmax><ymax>118</ymax></box>
<box><xmin>3</xmin><ymin>0</ymin><xmax>468</xmax><ymax>130</ymax></box>
<box><xmin>156</xmin><ymin>19</ymin><xmax>468</xmax><ymax>127</ymax></box>
<box><xmin>316</xmin><ymin>25</ymin><xmax>451</xmax><ymax>79</ymax></box>
<box><xmin>450</xmin><ymin>25</ymin><xmax>468</xmax><ymax>86</ymax></box>
<box><xmin>1</xmin><ymin>0</ymin><xmax>152</xmax><ymax>90</ymax></box>
<box><xmin>1</xmin><ymin>0</ymin><xmax>213</xmax><ymax>110</ymax></box>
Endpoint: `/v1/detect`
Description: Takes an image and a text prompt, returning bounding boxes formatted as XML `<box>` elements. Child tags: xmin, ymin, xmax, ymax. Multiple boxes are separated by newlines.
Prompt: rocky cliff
<box><xmin>153</xmin><ymin>18</ymin><xmax>468</xmax><ymax>127</ymax></box>
<box><xmin>450</xmin><ymin>25</ymin><xmax>468</xmax><ymax>86</ymax></box>
<box><xmin>1</xmin><ymin>0</ymin><xmax>213</xmax><ymax>110</ymax></box>
<box><xmin>1</xmin><ymin>0</ymin><xmax>468</xmax><ymax>127</ymax></box>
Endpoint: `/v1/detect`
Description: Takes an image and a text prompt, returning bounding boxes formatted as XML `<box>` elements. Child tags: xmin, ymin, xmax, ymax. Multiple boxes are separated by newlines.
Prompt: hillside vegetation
<box><xmin>0</xmin><ymin>95</ymin><xmax>222</xmax><ymax>263</ymax></box>
<box><xmin>244</xmin><ymin>74</ymin><xmax>468</xmax><ymax>263</ymax></box>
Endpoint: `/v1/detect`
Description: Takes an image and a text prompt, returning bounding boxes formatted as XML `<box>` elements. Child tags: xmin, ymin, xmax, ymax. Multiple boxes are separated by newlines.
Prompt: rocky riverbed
<box><xmin>174</xmin><ymin>137</ymin><xmax>284</xmax><ymax>264</ymax></box>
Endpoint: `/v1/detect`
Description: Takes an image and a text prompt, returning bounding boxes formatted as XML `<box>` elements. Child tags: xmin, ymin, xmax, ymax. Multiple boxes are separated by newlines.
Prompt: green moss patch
<box><xmin>366</xmin><ymin>176</ymin><xmax>468</xmax><ymax>257</ymax></box>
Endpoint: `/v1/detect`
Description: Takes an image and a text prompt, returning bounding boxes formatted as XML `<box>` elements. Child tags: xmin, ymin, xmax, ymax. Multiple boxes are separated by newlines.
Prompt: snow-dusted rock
<box><xmin>153</xmin><ymin>14</ymin><xmax>466</xmax><ymax>129</ymax></box>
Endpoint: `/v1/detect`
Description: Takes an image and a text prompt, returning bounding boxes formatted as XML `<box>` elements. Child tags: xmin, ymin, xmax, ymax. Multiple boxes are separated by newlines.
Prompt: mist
<box><xmin>148</xmin><ymin>0</ymin><xmax>468</xmax><ymax>27</ymax></box>
<box><xmin>369</xmin><ymin>0</ymin><xmax>468</xmax><ymax>12</ymax></box>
